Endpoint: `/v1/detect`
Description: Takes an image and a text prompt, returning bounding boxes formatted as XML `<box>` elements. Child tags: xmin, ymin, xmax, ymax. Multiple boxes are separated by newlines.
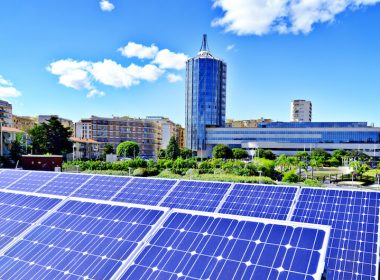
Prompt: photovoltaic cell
<box><xmin>291</xmin><ymin>188</ymin><xmax>380</xmax><ymax>280</ymax></box>
<box><xmin>219</xmin><ymin>184</ymin><xmax>299</xmax><ymax>220</ymax></box>
<box><xmin>161</xmin><ymin>181</ymin><xmax>231</xmax><ymax>212</ymax></box>
<box><xmin>0</xmin><ymin>199</ymin><xmax>166</xmax><ymax>280</ymax></box>
<box><xmin>72</xmin><ymin>175</ymin><xmax>131</xmax><ymax>200</ymax></box>
<box><xmin>112</xmin><ymin>178</ymin><xmax>177</xmax><ymax>206</ymax></box>
<box><xmin>0</xmin><ymin>170</ymin><xmax>29</xmax><ymax>188</ymax></box>
<box><xmin>37</xmin><ymin>173</ymin><xmax>92</xmax><ymax>196</ymax></box>
<box><xmin>0</xmin><ymin>191</ymin><xmax>61</xmax><ymax>250</ymax></box>
<box><xmin>7</xmin><ymin>172</ymin><xmax>59</xmax><ymax>192</ymax></box>
<box><xmin>122</xmin><ymin>210</ymin><xmax>330</xmax><ymax>280</ymax></box>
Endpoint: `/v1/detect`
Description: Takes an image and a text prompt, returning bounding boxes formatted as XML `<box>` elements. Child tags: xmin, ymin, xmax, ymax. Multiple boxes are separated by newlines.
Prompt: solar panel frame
<box><xmin>161</xmin><ymin>179</ymin><xmax>233</xmax><ymax>212</ymax></box>
<box><xmin>217</xmin><ymin>183</ymin><xmax>300</xmax><ymax>220</ymax></box>
<box><xmin>0</xmin><ymin>195</ymin><xmax>170</xmax><ymax>280</ymax></box>
<box><xmin>0</xmin><ymin>189</ymin><xmax>64</xmax><ymax>255</ymax></box>
<box><xmin>117</xmin><ymin>208</ymin><xmax>331</xmax><ymax>280</ymax></box>
<box><xmin>36</xmin><ymin>172</ymin><xmax>95</xmax><ymax>196</ymax></box>
<box><xmin>0</xmin><ymin>169</ymin><xmax>31</xmax><ymax>189</ymax></box>
<box><xmin>290</xmin><ymin>187</ymin><xmax>380</xmax><ymax>280</ymax></box>
<box><xmin>5</xmin><ymin>171</ymin><xmax>61</xmax><ymax>193</ymax></box>
<box><xmin>112</xmin><ymin>177</ymin><xmax>179</xmax><ymax>206</ymax></box>
<box><xmin>71</xmin><ymin>174</ymin><xmax>133</xmax><ymax>200</ymax></box>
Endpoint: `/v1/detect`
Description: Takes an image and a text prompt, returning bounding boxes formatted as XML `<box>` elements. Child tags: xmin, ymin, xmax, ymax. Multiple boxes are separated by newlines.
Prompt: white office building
<box><xmin>291</xmin><ymin>100</ymin><xmax>312</xmax><ymax>122</ymax></box>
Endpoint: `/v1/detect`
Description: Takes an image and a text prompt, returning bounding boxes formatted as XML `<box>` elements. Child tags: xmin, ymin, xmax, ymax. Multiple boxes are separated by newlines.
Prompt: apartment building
<box><xmin>75</xmin><ymin>116</ymin><xmax>162</xmax><ymax>157</ymax></box>
<box><xmin>0</xmin><ymin>100</ymin><xmax>13</xmax><ymax>127</ymax></box>
<box><xmin>146</xmin><ymin>116</ymin><xmax>184</xmax><ymax>148</ymax></box>
<box><xmin>291</xmin><ymin>100</ymin><xmax>312</xmax><ymax>122</ymax></box>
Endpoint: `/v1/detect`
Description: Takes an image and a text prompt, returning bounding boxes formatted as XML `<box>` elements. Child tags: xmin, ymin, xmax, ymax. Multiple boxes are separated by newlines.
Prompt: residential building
<box><xmin>291</xmin><ymin>100</ymin><xmax>312</xmax><ymax>122</ymax></box>
<box><xmin>38</xmin><ymin>115</ymin><xmax>74</xmax><ymax>129</ymax></box>
<box><xmin>186</xmin><ymin>34</ymin><xmax>227</xmax><ymax>155</ymax></box>
<box><xmin>12</xmin><ymin>115</ymin><xmax>37</xmax><ymax>131</ymax></box>
<box><xmin>177</xmin><ymin>125</ymin><xmax>185</xmax><ymax>148</ymax></box>
<box><xmin>0</xmin><ymin>100</ymin><xmax>13</xmax><ymax>127</ymax></box>
<box><xmin>70</xmin><ymin>137</ymin><xmax>100</xmax><ymax>160</ymax></box>
<box><xmin>226</xmin><ymin>118</ymin><xmax>273</xmax><ymax>128</ymax></box>
<box><xmin>146</xmin><ymin>116</ymin><xmax>184</xmax><ymax>148</ymax></box>
<box><xmin>75</xmin><ymin>116</ymin><xmax>162</xmax><ymax>157</ymax></box>
<box><xmin>205</xmin><ymin>122</ymin><xmax>380</xmax><ymax>157</ymax></box>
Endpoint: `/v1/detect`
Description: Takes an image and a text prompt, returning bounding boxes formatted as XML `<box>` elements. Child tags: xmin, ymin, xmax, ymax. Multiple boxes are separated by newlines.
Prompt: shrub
<box><xmin>304</xmin><ymin>179</ymin><xmax>322</xmax><ymax>187</ymax></box>
<box><xmin>133</xmin><ymin>168</ymin><xmax>147</xmax><ymax>177</ymax></box>
<box><xmin>282</xmin><ymin>170</ymin><xmax>300</xmax><ymax>183</ymax></box>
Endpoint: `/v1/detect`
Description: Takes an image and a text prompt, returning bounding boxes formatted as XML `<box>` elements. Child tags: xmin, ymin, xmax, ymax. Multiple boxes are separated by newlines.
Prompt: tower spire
<box><xmin>200</xmin><ymin>34</ymin><xmax>209</xmax><ymax>52</ymax></box>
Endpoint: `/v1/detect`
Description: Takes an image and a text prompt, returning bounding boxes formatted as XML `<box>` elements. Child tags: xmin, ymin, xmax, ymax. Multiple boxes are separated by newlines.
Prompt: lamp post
<box><xmin>258</xmin><ymin>171</ymin><xmax>262</xmax><ymax>184</ymax></box>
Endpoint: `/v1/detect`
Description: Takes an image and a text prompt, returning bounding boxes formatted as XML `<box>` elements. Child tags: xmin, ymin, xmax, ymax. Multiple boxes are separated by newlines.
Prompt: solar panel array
<box><xmin>0</xmin><ymin>169</ymin><xmax>379</xmax><ymax>280</ymax></box>
<box><xmin>0</xmin><ymin>192</ymin><xmax>61</xmax><ymax>250</ymax></box>
<box><xmin>161</xmin><ymin>181</ymin><xmax>231</xmax><ymax>212</ymax></box>
<box><xmin>122</xmin><ymin>210</ymin><xmax>330</xmax><ymax>280</ymax></box>
<box><xmin>291</xmin><ymin>188</ymin><xmax>380</xmax><ymax>280</ymax></box>
<box><xmin>219</xmin><ymin>184</ymin><xmax>298</xmax><ymax>220</ymax></box>
<box><xmin>0</xmin><ymin>199</ymin><xmax>166</xmax><ymax>280</ymax></box>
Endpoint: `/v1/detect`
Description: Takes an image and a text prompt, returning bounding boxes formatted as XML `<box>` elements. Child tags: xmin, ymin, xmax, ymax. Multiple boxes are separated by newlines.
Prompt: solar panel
<box><xmin>72</xmin><ymin>175</ymin><xmax>131</xmax><ymax>200</ymax></box>
<box><xmin>0</xmin><ymin>198</ymin><xmax>168</xmax><ymax>280</ymax></box>
<box><xmin>0</xmin><ymin>170</ymin><xmax>30</xmax><ymax>189</ymax></box>
<box><xmin>37</xmin><ymin>173</ymin><xmax>93</xmax><ymax>196</ymax></box>
<box><xmin>161</xmin><ymin>181</ymin><xmax>231</xmax><ymax>212</ymax></box>
<box><xmin>112</xmin><ymin>178</ymin><xmax>177</xmax><ymax>206</ymax></box>
<box><xmin>0</xmin><ymin>191</ymin><xmax>61</xmax><ymax>250</ymax></box>
<box><xmin>6</xmin><ymin>171</ymin><xmax>59</xmax><ymax>192</ymax></box>
<box><xmin>291</xmin><ymin>188</ymin><xmax>380</xmax><ymax>280</ymax></box>
<box><xmin>219</xmin><ymin>184</ymin><xmax>299</xmax><ymax>220</ymax></box>
<box><xmin>121</xmin><ymin>209</ymin><xmax>330</xmax><ymax>280</ymax></box>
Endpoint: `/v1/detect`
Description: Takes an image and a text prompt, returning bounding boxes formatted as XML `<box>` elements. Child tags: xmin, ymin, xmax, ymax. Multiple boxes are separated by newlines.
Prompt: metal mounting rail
<box><xmin>214</xmin><ymin>183</ymin><xmax>235</xmax><ymax>213</ymax></box>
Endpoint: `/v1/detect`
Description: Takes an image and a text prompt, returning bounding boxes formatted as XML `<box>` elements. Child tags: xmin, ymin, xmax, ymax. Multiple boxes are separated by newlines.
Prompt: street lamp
<box><xmin>258</xmin><ymin>170</ymin><xmax>262</xmax><ymax>184</ymax></box>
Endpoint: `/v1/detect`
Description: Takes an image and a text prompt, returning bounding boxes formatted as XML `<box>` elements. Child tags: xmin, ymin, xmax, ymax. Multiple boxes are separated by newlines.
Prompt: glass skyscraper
<box><xmin>185</xmin><ymin>34</ymin><xmax>227</xmax><ymax>153</ymax></box>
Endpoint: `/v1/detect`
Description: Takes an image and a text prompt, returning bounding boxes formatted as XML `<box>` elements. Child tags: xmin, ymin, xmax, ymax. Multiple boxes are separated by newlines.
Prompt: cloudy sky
<box><xmin>1</xmin><ymin>0</ymin><xmax>380</xmax><ymax>125</ymax></box>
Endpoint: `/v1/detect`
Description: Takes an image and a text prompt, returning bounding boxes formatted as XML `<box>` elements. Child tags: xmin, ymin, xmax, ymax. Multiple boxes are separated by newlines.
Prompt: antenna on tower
<box><xmin>200</xmin><ymin>34</ymin><xmax>209</xmax><ymax>52</ymax></box>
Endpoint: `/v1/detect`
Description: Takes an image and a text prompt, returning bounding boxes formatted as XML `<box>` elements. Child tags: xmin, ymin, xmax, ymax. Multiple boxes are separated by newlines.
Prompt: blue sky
<box><xmin>0</xmin><ymin>0</ymin><xmax>380</xmax><ymax>126</ymax></box>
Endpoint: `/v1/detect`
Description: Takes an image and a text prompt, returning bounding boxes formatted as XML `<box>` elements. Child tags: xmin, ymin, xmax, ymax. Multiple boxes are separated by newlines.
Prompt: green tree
<box><xmin>350</xmin><ymin>160</ymin><xmax>370</xmax><ymax>179</ymax></box>
<box><xmin>180</xmin><ymin>147</ymin><xmax>193</xmax><ymax>159</ymax></box>
<box><xmin>10</xmin><ymin>139</ymin><xmax>25</xmax><ymax>163</ymax></box>
<box><xmin>311</xmin><ymin>148</ymin><xmax>331</xmax><ymax>165</ymax></box>
<box><xmin>116</xmin><ymin>141</ymin><xmax>139</xmax><ymax>157</ymax></box>
<box><xmin>166</xmin><ymin>136</ymin><xmax>180</xmax><ymax>160</ymax></box>
<box><xmin>29</xmin><ymin>124</ymin><xmax>48</xmax><ymax>154</ymax></box>
<box><xmin>212</xmin><ymin>144</ymin><xmax>233</xmax><ymax>159</ymax></box>
<box><xmin>103</xmin><ymin>144</ymin><xmax>114</xmax><ymax>155</ymax></box>
<box><xmin>276</xmin><ymin>154</ymin><xmax>289</xmax><ymax>172</ymax></box>
<box><xmin>28</xmin><ymin>117</ymin><xmax>72</xmax><ymax>155</ymax></box>
<box><xmin>295</xmin><ymin>151</ymin><xmax>310</xmax><ymax>161</ymax></box>
<box><xmin>332</xmin><ymin>149</ymin><xmax>348</xmax><ymax>162</ymax></box>
<box><xmin>157</xmin><ymin>149</ymin><xmax>166</xmax><ymax>159</ymax></box>
<box><xmin>348</xmin><ymin>150</ymin><xmax>371</xmax><ymax>163</ymax></box>
<box><xmin>310</xmin><ymin>158</ymin><xmax>323</xmax><ymax>179</ymax></box>
<box><xmin>232</xmin><ymin>148</ymin><xmax>248</xmax><ymax>159</ymax></box>
<box><xmin>256</xmin><ymin>148</ymin><xmax>276</xmax><ymax>160</ymax></box>
<box><xmin>44</xmin><ymin>117</ymin><xmax>72</xmax><ymax>155</ymax></box>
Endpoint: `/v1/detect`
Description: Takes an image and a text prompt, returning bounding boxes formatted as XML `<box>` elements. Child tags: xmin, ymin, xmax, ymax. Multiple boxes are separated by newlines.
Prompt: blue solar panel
<box><xmin>112</xmin><ymin>178</ymin><xmax>177</xmax><ymax>206</ymax></box>
<box><xmin>0</xmin><ymin>170</ymin><xmax>29</xmax><ymax>188</ymax></box>
<box><xmin>0</xmin><ymin>199</ymin><xmax>167</xmax><ymax>280</ymax></box>
<box><xmin>121</xmin><ymin>210</ymin><xmax>330</xmax><ymax>280</ymax></box>
<box><xmin>37</xmin><ymin>173</ymin><xmax>92</xmax><ymax>196</ymax></box>
<box><xmin>7</xmin><ymin>171</ymin><xmax>59</xmax><ymax>192</ymax></box>
<box><xmin>161</xmin><ymin>181</ymin><xmax>231</xmax><ymax>212</ymax></box>
<box><xmin>72</xmin><ymin>175</ymin><xmax>131</xmax><ymax>200</ymax></box>
<box><xmin>291</xmin><ymin>188</ymin><xmax>380</xmax><ymax>280</ymax></box>
<box><xmin>0</xmin><ymin>191</ymin><xmax>61</xmax><ymax>250</ymax></box>
<box><xmin>219</xmin><ymin>184</ymin><xmax>299</xmax><ymax>220</ymax></box>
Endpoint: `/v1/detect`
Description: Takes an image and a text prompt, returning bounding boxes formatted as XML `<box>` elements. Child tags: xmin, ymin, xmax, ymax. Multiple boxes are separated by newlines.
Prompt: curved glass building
<box><xmin>185</xmin><ymin>35</ymin><xmax>227</xmax><ymax>154</ymax></box>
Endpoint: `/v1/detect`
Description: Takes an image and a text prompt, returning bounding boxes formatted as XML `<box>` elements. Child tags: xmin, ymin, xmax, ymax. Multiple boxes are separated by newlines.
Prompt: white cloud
<box><xmin>153</xmin><ymin>49</ymin><xmax>188</xmax><ymax>70</ymax></box>
<box><xmin>100</xmin><ymin>0</ymin><xmax>115</xmax><ymax>12</ymax></box>
<box><xmin>0</xmin><ymin>87</ymin><xmax>22</xmax><ymax>98</ymax></box>
<box><xmin>0</xmin><ymin>75</ymin><xmax>12</xmax><ymax>86</ymax></box>
<box><xmin>226</xmin><ymin>44</ymin><xmax>235</xmax><ymax>51</ymax></box>
<box><xmin>212</xmin><ymin>0</ymin><xmax>380</xmax><ymax>35</ymax></box>
<box><xmin>47</xmin><ymin>59</ymin><xmax>165</xmax><ymax>97</ymax></box>
<box><xmin>167</xmin><ymin>74</ymin><xmax>183</xmax><ymax>83</ymax></box>
<box><xmin>118</xmin><ymin>42</ymin><xmax>159</xmax><ymax>59</ymax></box>
<box><xmin>0</xmin><ymin>75</ymin><xmax>22</xmax><ymax>98</ymax></box>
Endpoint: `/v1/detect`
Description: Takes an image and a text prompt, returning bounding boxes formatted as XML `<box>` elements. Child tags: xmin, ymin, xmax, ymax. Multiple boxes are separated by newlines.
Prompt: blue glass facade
<box><xmin>186</xmin><ymin>35</ymin><xmax>226</xmax><ymax>151</ymax></box>
<box><xmin>206</xmin><ymin>121</ymin><xmax>380</xmax><ymax>150</ymax></box>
